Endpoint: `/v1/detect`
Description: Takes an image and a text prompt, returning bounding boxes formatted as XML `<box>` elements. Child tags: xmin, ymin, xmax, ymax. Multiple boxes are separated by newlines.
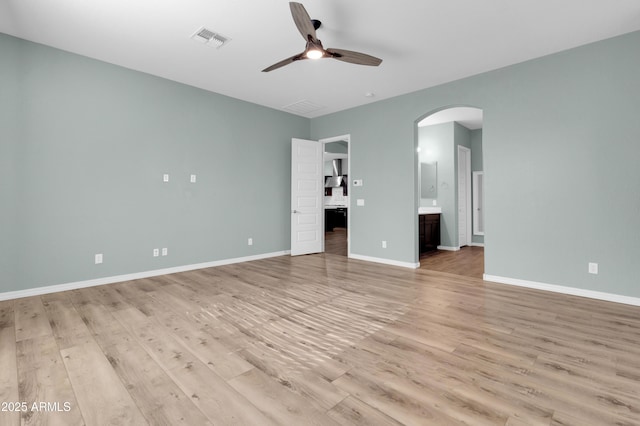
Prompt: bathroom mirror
<box><xmin>420</xmin><ymin>162</ymin><xmax>437</xmax><ymax>198</ymax></box>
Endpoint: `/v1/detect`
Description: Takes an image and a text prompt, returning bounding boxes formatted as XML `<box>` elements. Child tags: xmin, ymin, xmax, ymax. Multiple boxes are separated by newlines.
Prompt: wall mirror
<box><xmin>420</xmin><ymin>162</ymin><xmax>437</xmax><ymax>198</ymax></box>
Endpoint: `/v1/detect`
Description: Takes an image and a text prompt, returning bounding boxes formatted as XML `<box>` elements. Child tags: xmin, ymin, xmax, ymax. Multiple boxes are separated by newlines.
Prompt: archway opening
<box><xmin>415</xmin><ymin>106</ymin><xmax>485</xmax><ymax>278</ymax></box>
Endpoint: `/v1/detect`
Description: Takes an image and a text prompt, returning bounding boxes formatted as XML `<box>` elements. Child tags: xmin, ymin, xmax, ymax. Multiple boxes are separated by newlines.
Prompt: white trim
<box><xmin>484</xmin><ymin>274</ymin><xmax>640</xmax><ymax>307</ymax></box>
<box><xmin>319</xmin><ymin>134</ymin><xmax>351</xmax><ymax>144</ymax></box>
<box><xmin>349</xmin><ymin>253</ymin><xmax>419</xmax><ymax>269</ymax></box>
<box><xmin>437</xmin><ymin>245</ymin><xmax>460</xmax><ymax>251</ymax></box>
<box><xmin>0</xmin><ymin>251</ymin><xmax>289</xmax><ymax>302</ymax></box>
<box><xmin>470</xmin><ymin>242</ymin><xmax>485</xmax><ymax>247</ymax></box>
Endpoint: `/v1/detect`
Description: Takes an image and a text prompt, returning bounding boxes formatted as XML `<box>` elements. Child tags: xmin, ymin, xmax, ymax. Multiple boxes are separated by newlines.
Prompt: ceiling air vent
<box><xmin>191</xmin><ymin>26</ymin><xmax>231</xmax><ymax>48</ymax></box>
<box><xmin>282</xmin><ymin>100</ymin><xmax>326</xmax><ymax>115</ymax></box>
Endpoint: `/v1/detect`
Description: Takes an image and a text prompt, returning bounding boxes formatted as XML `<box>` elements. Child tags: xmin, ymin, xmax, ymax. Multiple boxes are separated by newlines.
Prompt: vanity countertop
<box><xmin>418</xmin><ymin>206</ymin><xmax>442</xmax><ymax>214</ymax></box>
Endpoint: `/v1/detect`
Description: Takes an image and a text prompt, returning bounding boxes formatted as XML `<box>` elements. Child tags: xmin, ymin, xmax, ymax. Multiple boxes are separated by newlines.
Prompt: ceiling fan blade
<box><xmin>262</xmin><ymin>53</ymin><xmax>306</xmax><ymax>72</ymax></box>
<box><xmin>290</xmin><ymin>2</ymin><xmax>317</xmax><ymax>42</ymax></box>
<box><xmin>326</xmin><ymin>48</ymin><xmax>382</xmax><ymax>66</ymax></box>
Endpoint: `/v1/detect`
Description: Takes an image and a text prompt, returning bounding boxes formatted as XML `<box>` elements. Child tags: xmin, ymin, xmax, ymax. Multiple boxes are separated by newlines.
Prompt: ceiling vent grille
<box><xmin>191</xmin><ymin>26</ymin><xmax>231</xmax><ymax>48</ymax></box>
<box><xmin>282</xmin><ymin>100</ymin><xmax>326</xmax><ymax>115</ymax></box>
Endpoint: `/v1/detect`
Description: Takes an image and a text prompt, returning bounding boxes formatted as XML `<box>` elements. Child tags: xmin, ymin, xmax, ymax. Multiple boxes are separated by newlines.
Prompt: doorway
<box><xmin>321</xmin><ymin>135</ymin><xmax>350</xmax><ymax>256</ymax></box>
<box><xmin>415</xmin><ymin>106</ymin><xmax>485</xmax><ymax>272</ymax></box>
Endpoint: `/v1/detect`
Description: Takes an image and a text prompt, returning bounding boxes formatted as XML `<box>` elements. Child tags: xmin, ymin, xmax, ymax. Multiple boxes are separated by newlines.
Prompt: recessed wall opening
<box><xmin>415</xmin><ymin>106</ymin><xmax>485</xmax><ymax>278</ymax></box>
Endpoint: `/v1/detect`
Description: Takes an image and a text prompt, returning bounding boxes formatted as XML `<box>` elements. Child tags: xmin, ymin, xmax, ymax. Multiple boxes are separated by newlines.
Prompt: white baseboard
<box><xmin>470</xmin><ymin>242</ymin><xmax>485</xmax><ymax>247</ymax></box>
<box><xmin>0</xmin><ymin>251</ymin><xmax>290</xmax><ymax>302</ymax></box>
<box><xmin>484</xmin><ymin>274</ymin><xmax>640</xmax><ymax>307</ymax></box>
<box><xmin>437</xmin><ymin>246</ymin><xmax>460</xmax><ymax>251</ymax></box>
<box><xmin>349</xmin><ymin>253</ymin><xmax>419</xmax><ymax>269</ymax></box>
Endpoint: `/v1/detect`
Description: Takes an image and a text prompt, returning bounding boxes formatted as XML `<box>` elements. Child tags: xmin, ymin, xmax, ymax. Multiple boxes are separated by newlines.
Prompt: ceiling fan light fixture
<box><xmin>306</xmin><ymin>49</ymin><xmax>323</xmax><ymax>60</ymax></box>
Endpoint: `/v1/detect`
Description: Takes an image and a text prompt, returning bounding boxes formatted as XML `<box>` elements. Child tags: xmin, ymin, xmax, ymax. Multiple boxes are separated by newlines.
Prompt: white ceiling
<box><xmin>2</xmin><ymin>0</ymin><xmax>640</xmax><ymax>118</ymax></box>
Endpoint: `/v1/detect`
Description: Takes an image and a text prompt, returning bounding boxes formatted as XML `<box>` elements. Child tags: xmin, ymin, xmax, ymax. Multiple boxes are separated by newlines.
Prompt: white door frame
<box><xmin>457</xmin><ymin>145</ymin><xmax>472</xmax><ymax>248</ymax></box>
<box><xmin>319</xmin><ymin>134</ymin><xmax>351</xmax><ymax>256</ymax></box>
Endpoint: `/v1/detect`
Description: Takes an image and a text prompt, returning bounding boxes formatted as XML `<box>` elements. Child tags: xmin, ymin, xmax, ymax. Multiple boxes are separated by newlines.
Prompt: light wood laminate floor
<box><xmin>1</xmin><ymin>254</ymin><xmax>639</xmax><ymax>425</ymax></box>
<box><xmin>325</xmin><ymin>228</ymin><xmax>348</xmax><ymax>256</ymax></box>
<box><xmin>420</xmin><ymin>246</ymin><xmax>485</xmax><ymax>279</ymax></box>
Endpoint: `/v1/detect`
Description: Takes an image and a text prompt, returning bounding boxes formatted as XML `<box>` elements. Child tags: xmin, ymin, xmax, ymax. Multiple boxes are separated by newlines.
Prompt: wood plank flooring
<box><xmin>420</xmin><ymin>246</ymin><xmax>485</xmax><ymax>278</ymax></box>
<box><xmin>1</xmin><ymin>253</ymin><xmax>639</xmax><ymax>425</ymax></box>
<box><xmin>325</xmin><ymin>228</ymin><xmax>348</xmax><ymax>256</ymax></box>
<box><xmin>325</xmin><ymin>227</ymin><xmax>485</xmax><ymax>279</ymax></box>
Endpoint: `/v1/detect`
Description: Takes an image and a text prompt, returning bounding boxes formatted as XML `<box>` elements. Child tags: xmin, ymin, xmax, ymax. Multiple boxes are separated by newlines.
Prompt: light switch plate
<box><xmin>95</xmin><ymin>253</ymin><xmax>103</xmax><ymax>264</ymax></box>
<box><xmin>356</xmin><ymin>199</ymin><xmax>365</xmax><ymax>206</ymax></box>
<box><xmin>163</xmin><ymin>174</ymin><xmax>169</xmax><ymax>182</ymax></box>
<box><xmin>190</xmin><ymin>174</ymin><xmax>197</xmax><ymax>183</ymax></box>
<box><xmin>588</xmin><ymin>262</ymin><xmax>598</xmax><ymax>274</ymax></box>
<box><xmin>353</xmin><ymin>179</ymin><xmax>363</xmax><ymax>187</ymax></box>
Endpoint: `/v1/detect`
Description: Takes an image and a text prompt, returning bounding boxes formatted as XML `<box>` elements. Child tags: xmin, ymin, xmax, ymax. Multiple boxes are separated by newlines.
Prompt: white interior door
<box><xmin>458</xmin><ymin>146</ymin><xmax>472</xmax><ymax>247</ymax></box>
<box><xmin>291</xmin><ymin>138</ymin><xmax>323</xmax><ymax>256</ymax></box>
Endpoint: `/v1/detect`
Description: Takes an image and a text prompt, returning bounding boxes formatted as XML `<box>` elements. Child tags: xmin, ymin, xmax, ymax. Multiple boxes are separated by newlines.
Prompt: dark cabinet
<box><xmin>419</xmin><ymin>214</ymin><xmax>441</xmax><ymax>254</ymax></box>
<box><xmin>325</xmin><ymin>208</ymin><xmax>348</xmax><ymax>232</ymax></box>
<box><xmin>335</xmin><ymin>208</ymin><xmax>347</xmax><ymax>228</ymax></box>
<box><xmin>325</xmin><ymin>209</ymin><xmax>336</xmax><ymax>231</ymax></box>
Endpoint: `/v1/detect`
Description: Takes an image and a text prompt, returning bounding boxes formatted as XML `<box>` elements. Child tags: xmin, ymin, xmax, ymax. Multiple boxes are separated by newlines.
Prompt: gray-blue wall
<box><xmin>4</xmin><ymin>29</ymin><xmax>640</xmax><ymax>299</ymax></box>
<box><xmin>312</xmin><ymin>30</ymin><xmax>640</xmax><ymax>298</ymax></box>
<box><xmin>0</xmin><ymin>33</ymin><xmax>20</xmax><ymax>289</ymax></box>
<box><xmin>1</xmin><ymin>33</ymin><xmax>309</xmax><ymax>292</ymax></box>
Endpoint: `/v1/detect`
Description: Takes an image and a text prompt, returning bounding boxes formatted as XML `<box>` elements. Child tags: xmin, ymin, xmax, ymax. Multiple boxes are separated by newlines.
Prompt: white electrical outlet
<box><xmin>248</xmin><ymin>238</ymin><xmax>253</xmax><ymax>246</ymax></box>
<box><xmin>162</xmin><ymin>248</ymin><xmax>168</xmax><ymax>256</ymax></box>
<box><xmin>357</xmin><ymin>199</ymin><xmax>365</xmax><ymax>206</ymax></box>
<box><xmin>588</xmin><ymin>262</ymin><xmax>598</xmax><ymax>274</ymax></box>
<box><xmin>190</xmin><ymin>174</ymin><xmax>197</xmax><ymax>183</ymax></box>
<box><xmin>95</xmin><ymin>253</ymin><xmax>103</xmax><ymax>264</ymax></box>
<box><xmin>163</xmin><ymin>174</ymin><xmax>169</xmax><ymax>182</ymax></box>
<box><xmin>432</xmin><ymin>200</ymin><xmax>437</xmax><ymax>206</ymax></box>
<box><xmin>353</xmin><ymin>179</ymin><xmax>363</xmax><ymax>186</ymax></box>
<box><xmin>153</xmin><ymin>248</ymin><xmax>159</xmax><ymax>257</ymax></box>
<box><xmin>382</xmin><ymin>241</ymin><xmax>387</xmax><ymax>248</ymax></box>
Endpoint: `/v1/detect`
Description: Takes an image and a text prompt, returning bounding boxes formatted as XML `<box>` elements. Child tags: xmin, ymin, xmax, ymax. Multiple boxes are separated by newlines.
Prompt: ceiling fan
<box><xmin>262</xmin><ymin>2</ymin><xmax>383</xmax><ymax>72</ymax></box>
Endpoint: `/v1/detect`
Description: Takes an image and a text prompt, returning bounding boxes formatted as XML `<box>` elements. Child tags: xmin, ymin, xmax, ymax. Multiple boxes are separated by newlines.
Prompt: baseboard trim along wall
<box><xmin>484</xmin><ymin>274</ymin><xmax>640</xmax><ymax>307</ymax></box>
<box><xmin>437</xmin><ymin>246</ymin><xmax>460</xmax><ymax>251</ymax></box>
<box><xmin>349</xmin><ymin>253</ymin><xmax>420</xmax><ymax>269</ymax></box>
<box><xmin>470</xmin><ymin>242</ymin><xmax>485</xmax><ymax>247</ymax></box>
<box><xmin>0</xmin><ymin>251</ymin><xmax>290</xmax><ymax>302</ymax></box>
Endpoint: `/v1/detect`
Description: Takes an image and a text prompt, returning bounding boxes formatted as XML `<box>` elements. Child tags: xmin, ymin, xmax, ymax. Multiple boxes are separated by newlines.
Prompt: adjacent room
<box><xmin>2</xmin><ymin>1</ymin><xmax>640</xmax><ymax>424</ymax></box>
